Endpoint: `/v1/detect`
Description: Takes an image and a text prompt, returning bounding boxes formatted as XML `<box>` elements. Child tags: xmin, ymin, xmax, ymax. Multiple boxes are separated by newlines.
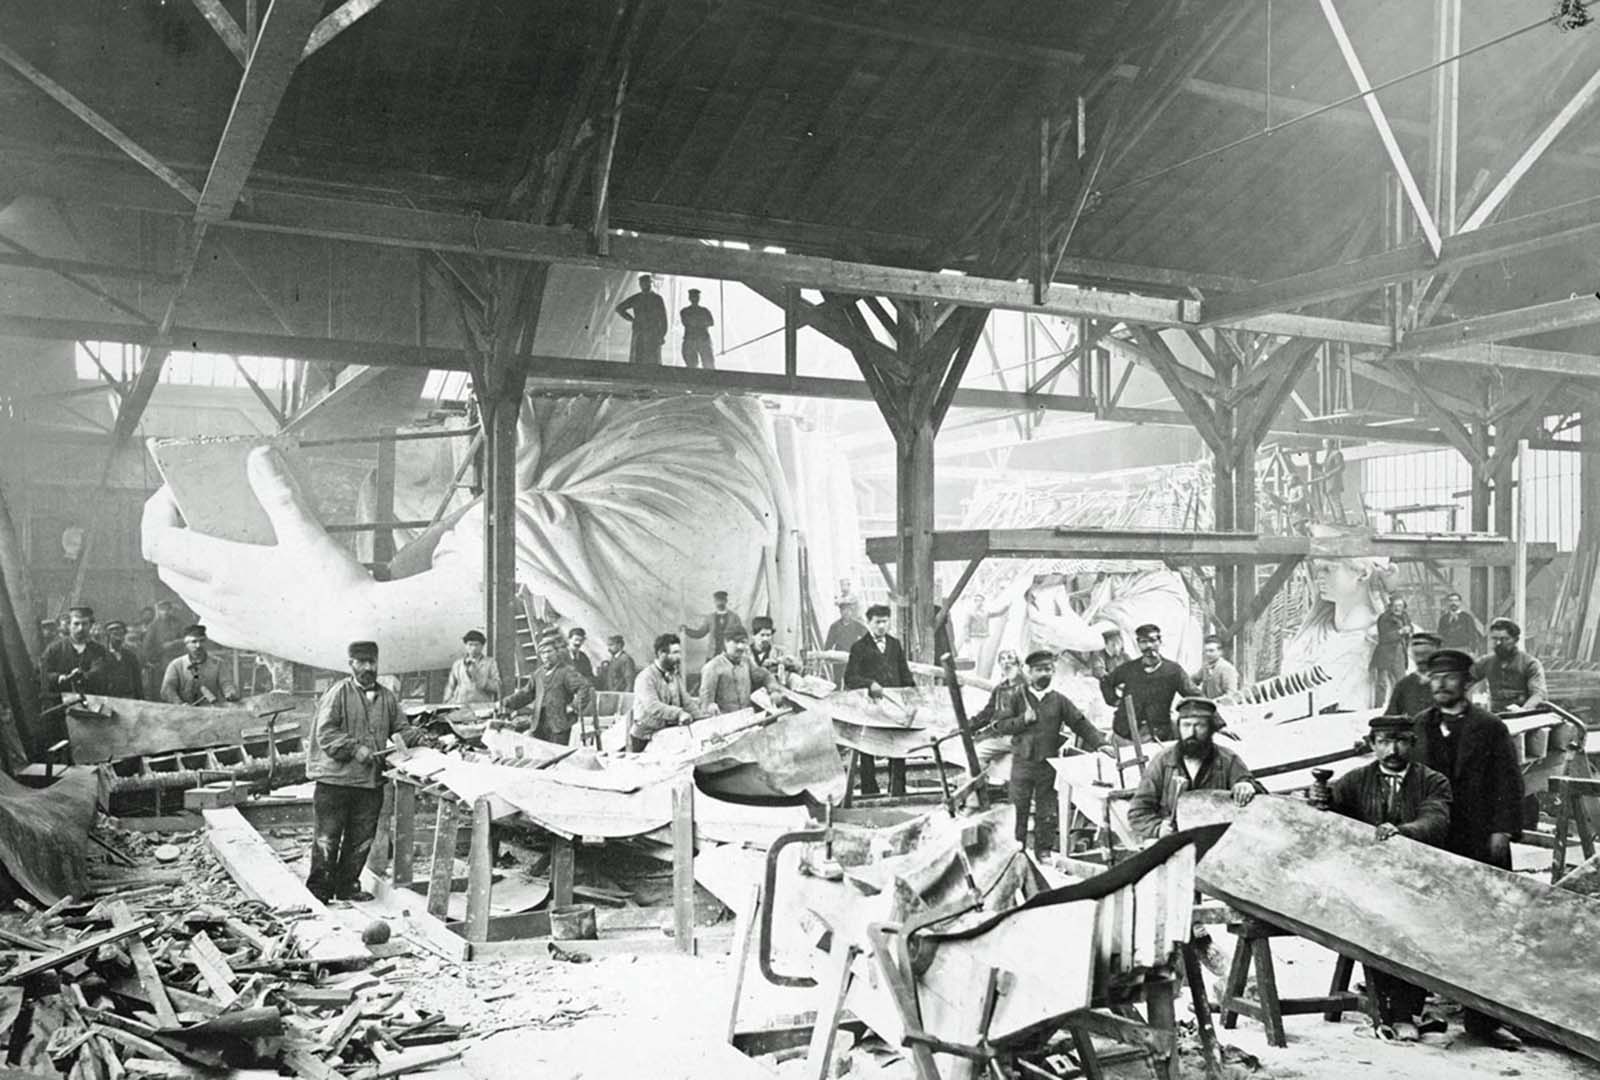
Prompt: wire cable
<box><xmin>1096</xmin><ymin>12</ymin><xmax>1563</xmax><ymax>200</ymax></box>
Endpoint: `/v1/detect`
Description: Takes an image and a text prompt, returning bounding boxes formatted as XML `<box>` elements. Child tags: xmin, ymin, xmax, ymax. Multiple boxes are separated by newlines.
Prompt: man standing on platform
<box><xmin>99</xmin><ymin>620</ymin><xmax>144</xmax><ymax>700</ymax></box>
<box><xmin>682</xmin><ymin>590</ymin><xmax>746</xmax><ymax>658</ymax></box>
<box><xmin>1192</xmin><ymin>634</ymin><xmax>1240</xmax><ymax>699</ymax></box>
<box><xmin>161</xmin><ymin>624</ymin><xmax>239</xmax><ymax>705</ymax></box>
<box><xmin>1437</xmin><ymin>591</ymin><xmax>1482</xmax><ymax>653</ymax></box>
<box><xmin>306</xmin><ymin>640</ymin><xmax>418</xmax><ymax>903</ymax></box>
<box><xmin>598</xmin><ymin>634</ymin><xmax>639</xmax><ymax>694</ymax></box>
<box><xmin>1312</xmin><ymin>714</ymin><xmax>1452</xmax><ymax>1041</ymax></box>
<box><xmin>843</xmin><ymin>603</ymin><xmax>914</xmax><ymax>796</ymax></box>
<box><xmin>979</xmin><ymin>650</ymin><xmax>1109</xmax><ymax>856</ymax></box>
<box><xmin>1100</xmin><ymin>623</ymin><xmax>1198</xmax><ymax>743</ymax></box>
<box><xmin>1126</xmin><ymin>698</ymin><xmax>1257</xmax><ymax>840</ymax></box>
<box><xmin>630</xmin><ymin>632</ymin><xmax>714</xmax><ymax>751</ymax></box>
<box><xmin>1385</xmin><ymin>630</ymin><xmax>1439</xmax><ymax>718</ymax></box>
<box><xmin>1472</xmin><ymin>618</ymin><xmax>1546</xmax><ymax>713</ymax></box>
<box><xmin>615</xmin><ymin>274</ymin><xmax>668</xmax><ymax>365</ymax></box>
<box><xmin>443</xmin><ymin>629</ymin><xmax>501</xmax><ymax>705</ymax></box>
<box><xmin>498</xmin><ymin>630</ymin><xmax>594</xmax><ymax>745</ymax></box>
<box><xmin>679</xmin><ymin>288</ymin><xmax>716</xmax><ymax>370</ymax></box>
<box><xmin>1413</xmin><ymin>647</ymin><xmax>1526</xmax><ymax>1050</ymax></box>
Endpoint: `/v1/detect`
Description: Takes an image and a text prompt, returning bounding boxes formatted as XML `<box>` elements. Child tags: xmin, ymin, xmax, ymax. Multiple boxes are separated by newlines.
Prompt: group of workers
<box><xmin>38</xmin><ymin>604</ymin><xmax>240</xmax><ymax>719</ymax></box>
<box><xmin>613</xmin><ymin>274</ymin><xmax>718</xmax><ymax>369</ymax></box>
<box><xmin>439</xmin><ymin>589</ymin><xmax>803</xmax><ymax>755</ymax></box>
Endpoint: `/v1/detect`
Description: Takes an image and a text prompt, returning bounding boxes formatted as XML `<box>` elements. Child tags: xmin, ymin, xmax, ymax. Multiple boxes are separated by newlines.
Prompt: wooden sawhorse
<box><xmin>1215</xmin><ymin>916</ymin><xmax>1362</xmax><ymax>1047</ymax></box>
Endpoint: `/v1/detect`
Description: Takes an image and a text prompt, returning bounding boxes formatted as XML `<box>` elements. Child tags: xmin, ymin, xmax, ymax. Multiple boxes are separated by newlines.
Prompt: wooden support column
<box><xmin>895</xmin><ymin>417</ymin><xmax>937</xmax><ymax>665</ymax></box>
<box><xmin>672</xmin><ymin>774</ymin><xmax>696</xmax><ymax>955</ymax></box>
<box><xmin>1470</xmin><ymin>428</ymin><xmax>1492</xmax><ymax>619</ymax></box>
<box><xmin>372</xmin><ymin>426</ymin><xmax>397</xmax><ymax>570</ymax></box>
<box><xmin>482</xmin><ymin>378</ymin><xmax>523</xmax><ymax>679</ymax></box>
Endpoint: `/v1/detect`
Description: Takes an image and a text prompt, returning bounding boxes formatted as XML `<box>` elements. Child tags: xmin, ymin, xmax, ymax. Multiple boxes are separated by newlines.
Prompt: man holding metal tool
<box><xmin>497</xmin><ymin>629</ymin><xmax>595</xmax><ymax>745</ymax></box>
<box><xmin>1126</xmin><ymin>698</ymin><xmax>1257</xmax><ymax>841</ymax></box>
<box><xmin>160</xmin><ymin>624</ymin><xmax>239</xmax><ymax>705</ymax></box>
<box><xmin>977</xmin><ymin>650</ymin><xmax>1109</xmax><ymax>856</ymax></box>
<box><xmin>307</xmin><ymin>640</ymin><xmax>420</xmax><ymax>903</ymax></box>
<box><xmin>843</xmin><ymin>603</ymin><xmax>915</xmax><ymax>796</ymax></box>
<box><xmin>629</xmin><ymin>632</ymin><xmax>714</xmax><ymax>751</ymax></box>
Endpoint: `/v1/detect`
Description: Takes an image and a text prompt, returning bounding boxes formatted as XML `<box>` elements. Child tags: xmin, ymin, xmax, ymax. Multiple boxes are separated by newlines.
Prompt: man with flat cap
<box><xmin>1312</xmin><ymin>714</ymin><xmax>1453</xmax><ymax>1040</ymax></box>
<box><xmin>1412</xmin><ymin>647</ymin><xmax>1526</xmax><ymax>1049</ymax></box>
<box><xmin>99</xmin><ymin>620</ymin><xmax>144</xmax><ymax>700</ymax></box>
<box><xmin>497</xmin><ymin>628</ymin><xmax>594</xmax><ymax>745</ymax></box>
<box><xmin>443</xmin><ymin>630</ymin><xmax>501</xmax><ymax>705</ymax></box>
<box><xmin>1385</xmin><ymin>630</ymin><xmax>1440</xmax><ymax>718</ymax></box>
<box><xmin>1100</xmin><ymin>623</ymin><xmax>1198</xmax><ymax>744</ymax></box>
<box><xmin>161</xmin><ymin>624</ymin><xmax>239</xmax><ymax>705</ymax></box>
<box><xmin>1127</xmin><ymin>698</ymin><xmax>1259</xmax><ymax>840</ymax></box>
<box><xmin>41</xmin><ymin>604</ymin><xmax>108</xmax><ymax>699</ymax></box>
<box><xmin>682</xmin><ymin>590</ymin><xmax>746</xmax><ymax>659</ymax></box>
<box><xmin>975</xmin><ymin>650</ymin><xmax>1110</xmax><ymax>856</ymax></box>
<box><xmin>307</xmin><ymin>641</ymin><xmax>419</xmax><ymax>902</ymax></box>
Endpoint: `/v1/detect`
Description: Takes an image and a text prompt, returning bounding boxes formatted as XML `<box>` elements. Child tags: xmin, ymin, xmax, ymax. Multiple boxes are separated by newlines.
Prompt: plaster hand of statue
<box><xmin>143</xmin><ymin>395</ymin><xmax>787</xmax><ymax>674</ymax></box>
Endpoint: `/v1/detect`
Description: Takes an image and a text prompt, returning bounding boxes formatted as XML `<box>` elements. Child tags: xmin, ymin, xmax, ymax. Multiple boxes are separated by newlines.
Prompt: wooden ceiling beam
<box><xmin>303</xmin><ymin>0</ymin><xmax>392</xmax><ymax>62</ymax></box>
<box><xmin>194</xmin><ymin>0</ymin><xmax>324</xmax><ymax>225</ymax></box>
<box><xmin>189</xmin><ymin>0</ymin><xmax>249</xmax><ymax>65</ymax></box>
<box><xmin>1398</xmin><ymin>294</ymin><xmax>1600</xmax><ymax>354</ymax></box>
<box><xmin>1206</xmin><ymin>192</ymin><xmax>1600</xmax><ymax>321</ymax></box>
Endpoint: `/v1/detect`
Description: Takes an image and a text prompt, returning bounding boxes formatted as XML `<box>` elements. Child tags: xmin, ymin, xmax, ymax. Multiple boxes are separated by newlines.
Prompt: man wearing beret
<box><xmin>99</xmin><ymin>620</ymin><xmax>145</xmax><ymax>700</ymax></box>
<box><xmin>307</xmin><ymin>641</ymin><xmax>418</xmax><ymax>903</ymax></box>
<box><xmin>160</xmin><ymin>624</ymin><xmax>239</xmax><ymax>705</ymax></box>
<box><xmin>1413</xmin><ymin>647</ymin><xmax>1526</xmax><ymax>1049</ymax></box>
<box><xmin>977</xmin><ymin>650</ymin><xmax>1110</xmax><ymax>856</ymax></box>
<box><xmin>1384</xmin><ymin>630</ymin><xmax>1440</xmax><ymax>718</ymax></box>
<box><xmin>1312</xmin><ymin>715</ymin><xmax>1452</xmax><ymax>1040</ymax></box>
<box><xmin>1100</xmin><ymin>623</ymin><xmax>1198</xmax><ymax>743</ymax></box>
<box><xmin>443</xmin><ymin>629</ymin><xmax>501</xmax><ymax>705</ymax></box>
<box><xmin>497</xmin><ymin>629</ymin><xmax>594</xmax><ymax>744</ymax></box>
<box><xmin>1127</xmin><ymin>698</ymin><xmax>1259</xmax><ymax>840</ymax></box>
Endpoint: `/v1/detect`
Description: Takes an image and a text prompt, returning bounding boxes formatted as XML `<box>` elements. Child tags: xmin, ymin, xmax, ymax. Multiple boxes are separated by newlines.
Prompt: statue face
<box><xmin>1311</xmin><ymin>558</ymin><xmax>1368</xmax><ymax>603</ymax></box>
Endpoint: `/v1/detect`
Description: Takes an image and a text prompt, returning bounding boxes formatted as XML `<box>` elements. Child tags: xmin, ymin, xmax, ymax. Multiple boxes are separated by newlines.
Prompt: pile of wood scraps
<box><xmin>0</xmin><ymin>870</ymin><xmax>464</xmax><ymax>1080</ymax></box>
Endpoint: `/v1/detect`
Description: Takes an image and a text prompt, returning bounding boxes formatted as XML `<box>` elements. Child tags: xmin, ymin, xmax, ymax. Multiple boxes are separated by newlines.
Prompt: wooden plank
<box><xmin>1194</xmin><ymin>794</ymin><xmax>1600</xmax><ymax>1062</ymax></box>
<box><xmin>185</xmin><ymin>931</ymin><xmax>237</xmax><ymax>1006</ymax></box>
<box><xmin>550</xmin><ymin>835</ymin><xmax>575</xmax><ymax>909</ymax></box>
<box><xmin>725</xmin><ymin>884</ymin><xmax>761</xmax><ymax>1045</ymax></box>
<box><xmin>1461</xmin><ymin>65</ymin><xmax>1600</xmax><ymax>231</ymax></box>
<box><xmin>2</xmin><ymin>920</ymin><xmax>154</xmax><ymax>984</ymax></box>
<box><xmin>352</xmin><ymin>870</ymin><xmax>470</xmax><ymax>963</ymax></box>
<box><xmin>202</xmin><ymin>808</ymin><xmax>369</xmax><ymax>963</ymax></box>
<box><xmin>71</xmin><ymin>694</ymin><xmax>311</xmax><ymax>764</ymax></box>
<box><xmin>1132</xmin><ymin>864</ymin><xmax>1165</xmax><ymax>969</ymax></box>
<box><xmin>391</xmin><ymin>781</ymin><xmax>416</xmax><ymax>889</ymax></box>
<box><xmin>107</xmin><ymin>902</ymin><xmax>177</xmax><ymax>1030</ymax></box>
<box><xmin>369</xmin><ymin>1046</ymin><xmax>461</xmax><ymax>1079</ymax></box>
<box><xmin>425</xmin><ymin>800</ymin><xmax>455</xmax><ymax>920</ymax></box>
<box><xmin>671</xmin><ymin>776</ymin><xmax>695</xmax><ymax>955</ymax></box>
<box><xmin>803</xmin><ymin>943</ymin><xmax>858</xmax><ymax>1080</ymax></box>
<box><xmin>464</xmin><ymin>798</ymin><xmax>491</xmax><ymax>944</ymax></box>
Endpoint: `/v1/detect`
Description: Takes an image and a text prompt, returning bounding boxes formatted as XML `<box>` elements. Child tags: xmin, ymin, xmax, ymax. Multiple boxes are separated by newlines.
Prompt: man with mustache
<box><xmin>1100</xmin><ymin>623</ymin><xmax>1198</xmax><ymax>743</ymax></box>
<box><xmin>1412</xmin><ymin>647</ymin><xmax>1526</xmax><ymax>1050</ymax></box>
<box><xmin>1471</xmin><ymin>618</ymin><xmax>1546</xmax><ymax>714</ymax></box>
<box><xmin>1312</xmin><ymin>715</ymin><xmax>1452</xmax><ymax>1041</ymax></box>
<box><xmin>1127</xmin><ymin>697</ymin><xmax>1258</xmax><ymax>840</ymax></box>
<box><xmin>498</xmin><ymin>630</ymin><xmax>595</xmax><ymax>745</ymax></box>
<box><xmin>978</xmin><ymin>650</ymin><xmax>1110</xmax><ymax>856</ymax></box>
<box><xmin>1384</xmin><ymin>630</ymin><xmax>1440</xmax><ymax>718</ymax></box>
<box><xmin>629</xmin><ymin>632</ymin><xmax>714</xmax><ymax>751</ymax></box>
<box><xmin>306</xmin><ymin>640</ymin><xmax>419</xmax><ymax>903</ymax></box>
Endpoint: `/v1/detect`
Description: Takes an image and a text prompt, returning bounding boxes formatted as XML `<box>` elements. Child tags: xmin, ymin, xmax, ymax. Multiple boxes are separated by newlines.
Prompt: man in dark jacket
<box><xmin>498</xmin><ymin>630</ymin><xmax>595</xmax><ymax>745</ymax></box>
<box><xmin>306</xmin><ymin>640</ymin><xmax>418</xmax><ymax>902</ymax></box>
<box><xmin>566</xmin><ymin>627</ymin><xmax>596</xmax><ymax>682</ymax></box>
<box><xmin>597</xmin><ymin>635</ymin><xmax>639</xmax><ymax>694</ymax></box>
<box><xmin>1413</xmin><ymin>648</ymin><xmax>1526</xmax><ymax>1050</ymax></box>
<box><xmin>1314</xmin><ymin>714</ymin><xmax>1453</xmax><ymax>1039</ymax></box>
<box><xmin>976</xmin><ymin>650</ymin><xmax>1108</xmax><ymax>855</ymax></box>
<box><xmin>843</xmin><ymin>603</ymin><xmax>914</xmax><ymax>796</ymax></box>
<box><xmin>1127</xmin><ymin>698</ymin><xmax>1257</xmax><ymax>840</ymax></box>
<box><xmin>99</xmin><ymin>620</ymin><xmax>144</xmax><ymax>699</ymax></box>
<box><xmin>615</xmin><ymin>273</ymin><xmax>668</xmax><ymax>365</ymax></box>
<box><xmin>1385</xmin><ymin>630</ymin><xmax>1439</xmax><ymax>718</ymax></box>
<box><xmin>1472</xmin><ymin>618</ymin><xmax>1546</xmax><ymax>714</ymax></box>
<box><xmin>682</xmin><ymin>590</ymin><xmax>746</xmax><ymax>659</ymax></box>
<box><xmin>1437</xmin><ymin>591</ymin><xmax>1482</xmax><ymax>653</ymax></box>
<box><xmin>41</xmin><ymin>604</ymin><xmax>108</xmax><ymax>697</ymax></box>
<box><xmin>822</xmin><ymin>594</ymin><xmax>869</xmax><ymax>686</ymax></box>
<box><xmin>1099</xmin><ymin>623</ymin><xmax>1198</xmax><ymax>742</ymax></box>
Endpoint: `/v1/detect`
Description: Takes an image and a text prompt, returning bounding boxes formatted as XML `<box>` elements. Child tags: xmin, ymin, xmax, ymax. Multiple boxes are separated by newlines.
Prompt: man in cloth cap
<box><xmin>682</xmin><ymin>590</ymin><xmax>746</xmax><ymax>659</ymax></box>
<box><xmin>443</xmin><ymin>630</ymin><xmax>501</xmax><ymax>705</ymax></box>
<box><xmin>1312</xmin><ymin>715</ymin><xmax>1452</xmax><ymax>1041</ymax></box>
<box><xmin>99</xmin><ymin>620</ymin><xmax>144</xmax><ymax>700</ymax></box>
<box><xmin>497</xmin><ymin>629</ymin><xmax>594</xmax><ymax>745</ymax></box>
<box><xmin>161</xmin><ymin>624</ymin><xmax>239</xmax><ymax>705</ymax></box>
<box><xmin>1385</xmin><ymin>630</ymin><xmax>1439</xmax><ymax>718</ymax></box>
<box><xmin>977</xmin><ymin>650</ymin><xmax>1110</xmax><ymax>856</ymax></box>
<box><xmin>844</xmin><ymin>603</ymin><xmax>915</xmax><ymax>796</ymax></box>
<box><xmin>822</xmin><ymin>592</ymin><xmax>869</xmax><ymax>685</ymax></box>
<box><xmin>1100</xmin><ymin>623</ymin><xmax>1198</xmax><ymax>743</ymax></box>
<box><xmin>306</xmin><ymin>641</ymin><xmax>419</xmax><ymax>902</ymax></box>
<box><xmin>1127</xmin><ymin>698</ymin><xmax>1259</xmax><ymax>840</ymax></box>
<box><xmin>1412</xmin><ymin>647</ymin><xmax>1526</xmax><ymax>1049</ymax></box>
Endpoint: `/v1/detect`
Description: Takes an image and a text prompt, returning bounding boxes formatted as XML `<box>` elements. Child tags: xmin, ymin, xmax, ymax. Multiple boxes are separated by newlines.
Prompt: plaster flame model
<box><xmin>141</xmin><ymin>394</ymin><xmax>855</xmax><ymax>674</ymax></box>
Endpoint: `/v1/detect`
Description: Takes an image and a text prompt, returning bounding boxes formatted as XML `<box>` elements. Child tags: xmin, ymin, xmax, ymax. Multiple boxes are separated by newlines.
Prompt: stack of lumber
<box><xmin>0</xmin><ymin>850</ymin><xmax>465</xmax><ymax>1080</ymax></box>
<box><xmin>1553</xmin><ymin>523</ymin><xmax>1600</xmax><ymax>661</ymax></box>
